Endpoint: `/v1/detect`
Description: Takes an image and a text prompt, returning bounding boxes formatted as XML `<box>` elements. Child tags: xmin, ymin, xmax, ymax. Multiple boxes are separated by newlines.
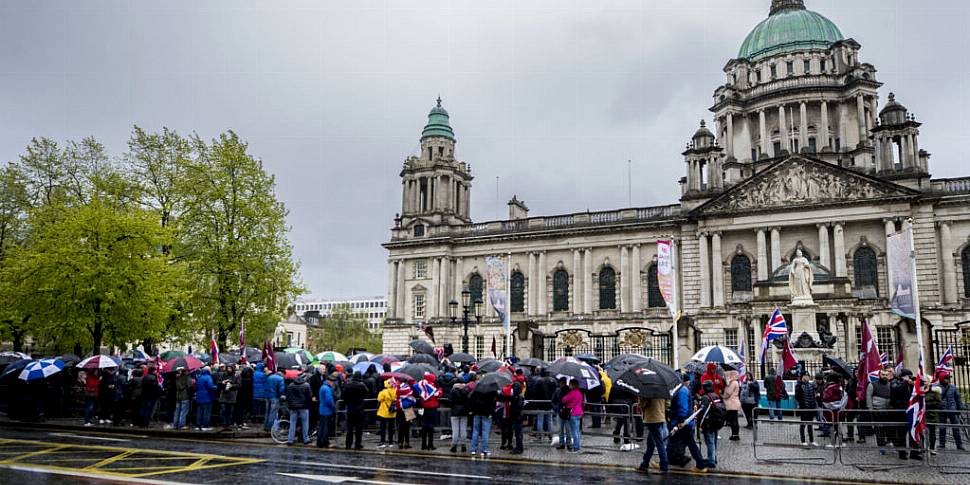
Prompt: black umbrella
<box><xmin>400</xmin><ymin>363</ymin><xmax>437</xmax><ymax>381</ymax></box>
<box><xmin>823</xmin><ymin>355</ymin><xmax>853</xmax><ymax>378</ymax></box>
<box><xmin>604</xmin><ymin>354</ymin><xmax>651</xmax><ymax>380</ymax></box>
<box><xmin>57</xmin><ymin>354</ymin><xmax>81</xmax><ymax>367</ymax></box>
<box><xmin>275</xmin><ymin>352</ymin><xmax>306</xmax><ymax>370</ymax></box>
<box><xmin>409</xmin><ymin>339</ymin><xmax>435</xmax><ymax>355</ymax></box>
<box><xmin>0</xmin><ymin>358</ymin><xmax>33</xmax><ymax>381</ymax></box>
<box><xmin>407</xmin><ymin>353</ymin><xmax>438</xmax><ymax>365</ymax></box>
<box><xmin>576</xmin><ymin>353</ymin><xmax>601</xmax><ymax>366</ymax></box>
<box><xmin>517</xmin><ymin>357</ymin><xmax>546</xmax><ymax>368</ymax></box>
<box><xmin>613</xmin><ymin>359</ymin><xmax>682</xmax><ymax>399</ymax></box>
<box><xmin>472</xmin><ymin>370</ymin><xmax>513</xmax><ymax>394</ymax></box>
<box><xmin>219</xmin><ymin>352</ymin><xmax>242</xmax><ymax>365</ymax></box>
<box><xmin>683</xmin><ymin>360</ymin><xmax>726</xmax><ymax>380</ymax></box>
<box><xmin>476</xmin><ymin>358</ymin><xmax>504</xmax><ymax>373</ymax></box>
<box><xmin>446</xmin><ymin>352</ymin><xmax>477</xmax><ymax>364</ymax></box>
<box><xmin>547</xmin><ymin>357</ymin><xmax>601</xmax><ymax>390</ymax></box>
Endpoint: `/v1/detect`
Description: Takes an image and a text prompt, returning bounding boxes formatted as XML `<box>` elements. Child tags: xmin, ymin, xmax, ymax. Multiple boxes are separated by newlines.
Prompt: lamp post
<box><xmin>450</xmin><ymin>289</ymin><xmax>483</xmax><ymax>354</ymax></box>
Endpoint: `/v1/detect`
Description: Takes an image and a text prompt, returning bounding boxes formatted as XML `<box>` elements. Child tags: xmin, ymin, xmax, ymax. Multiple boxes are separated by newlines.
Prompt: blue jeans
<box><xmin>534</xmin><ymin>412</ymin><xmax>552</xmax><ymax>434</ymax></box>
<box><xmin>196</xmin><ymin>404</ymin><xmax>212</xmax><ymax>428</ymax></box>
<box><xmin>703</xmin><ymin>430</ymin><xmax>717</xmax><ymax>466</ymax></box>
<box><xmin>768</xmin><ymin>400</ymin><xmax>783</xmax><ymax>420</ymax></box>
<box><xmin>640</xmin><ymin>422</ymin><xmax>669</xmax><ymax>471</ymax></box>
<box><xmin>471</xmin><ymin>415</ymin><xmax>492</xmax><ymax>454</ymax></box>
<box><xmin>84</xmin><ymin>396</ymin><xmax>97</xmax><ymax>424</ymax></box>
<box><xmin>288</xmin><ymin>408</ymin><xmax>310</xmax><ymax>444</ymax></box>
<box><xmin>264</xmin><ymin>398</ymin><xmax>279</xmax><ymax>431</ymax></box>
<box><xmin>559</xmin><ymin>417</ymin><xmax>571</xmax><ymax>448</ymax></box>
<box><xmin>174</xmin><ymin>400</ymin><xmax>190</xmax><ymax>429</ymax></box>
<box><xmin>568</xmin><ymin>415</ymin><xmax>582</xmax><ymax>451</ymax></box>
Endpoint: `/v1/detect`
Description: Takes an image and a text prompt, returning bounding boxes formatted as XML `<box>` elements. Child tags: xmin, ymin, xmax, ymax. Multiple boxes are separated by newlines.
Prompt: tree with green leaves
<box><xmin>307</xmin><ymin>305</ymin><xmax>382</xmax><ymax>355</ymax></box>
<box><xmin>0</xmin><ymin>166</ymin><xmax>30</xmax><ymax>351</ymax></box>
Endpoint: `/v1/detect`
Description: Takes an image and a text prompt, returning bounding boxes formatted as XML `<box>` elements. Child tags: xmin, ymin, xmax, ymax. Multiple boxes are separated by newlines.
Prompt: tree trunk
<box><xmin>92</xmin><ymin>300</ymin><xmax>103</xmax><ymax>357</ymax></box>
<box><xmin>73</xmin><ymin>342</ymin><xmax>83</xmax><ymax>358</ymax></box>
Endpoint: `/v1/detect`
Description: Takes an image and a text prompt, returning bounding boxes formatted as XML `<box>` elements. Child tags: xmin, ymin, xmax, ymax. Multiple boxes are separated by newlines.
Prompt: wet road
<box><xmin>0</xmin><ymin>426</ymin><xmax>843</xmax><ymax>484</ymax></box>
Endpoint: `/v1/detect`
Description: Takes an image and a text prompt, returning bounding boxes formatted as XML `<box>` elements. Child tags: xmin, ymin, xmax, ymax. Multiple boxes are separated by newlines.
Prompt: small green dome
<box><xmin>738</xmin><ymin>1</ymin><xmax>843</xmax><ymax>61</ymax></box>
<box><xmin>421</xmin><ymin>97</ymin><xmax>455</xmax><ymax>140</ymax></box>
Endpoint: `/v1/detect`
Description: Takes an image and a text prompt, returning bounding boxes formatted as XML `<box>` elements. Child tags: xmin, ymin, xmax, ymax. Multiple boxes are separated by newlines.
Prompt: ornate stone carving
<box><xmin>620</xmin><ymin>328</ymin><xmax>648</xmax><ymax>348</ymax></box>
<box><xmin>792</xmin><ymin>331</ymin><xmax>819</xmax><ymax>349</ymax></box>
<box><xmin>558</xmin><ymin>330</ymin><xmax>586</xmax><ymax>349</ymax></box>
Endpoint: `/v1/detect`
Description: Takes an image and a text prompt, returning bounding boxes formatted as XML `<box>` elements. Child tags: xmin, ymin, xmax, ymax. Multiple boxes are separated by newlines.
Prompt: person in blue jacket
<box><xmin>666</xmin><ymin>372</ymin><xmax>709</xmax><ymax>471</ymax></box>
<box><xmin>264</xmin><ymin>368</ymin><xmax>286</xmax><ymax>432</ymax></box>
<box><xmin>317</xmin><ymin>377</ymin><xmax>336</xmax><ymax>448</ymax></box>
<box><xmin>253</xmin><ymin>363</ymin><xmax>267</xmax><ymax>422</ymax></box>
<box><xmin>194</xmin><ymin>367</ymin><xmax>218</xmax><ymax>430</ymax></box>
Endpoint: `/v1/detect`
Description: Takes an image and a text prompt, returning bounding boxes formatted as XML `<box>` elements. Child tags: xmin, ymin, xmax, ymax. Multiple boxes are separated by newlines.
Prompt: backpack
<box><xmin>701</xmin><ymin>397</ymin><xmax>727</xmax><ymax>431</ymax></box>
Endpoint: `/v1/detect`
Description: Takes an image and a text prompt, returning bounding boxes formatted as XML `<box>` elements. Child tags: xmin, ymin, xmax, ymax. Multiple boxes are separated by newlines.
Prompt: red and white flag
<box><xmin>210</xmin><ymin>329</ymin><xmax>220</xmax><ymax>365</ymax></box>
<box><xmin>238</xmin><ymin>321</ymin><xmax>246</xmax><ymax>363</ymax></box>
<box><xmin>856</xmin><ymin>320</ymin><xmax>883</xmax><ymax>402</ymax></box>
<box><xmin>781</xmin><ymin>337</ymin><xmax>799</xmax><ymax>375</ymax></box>
<box><xmin>262</xmin><ymin>341</ymin><xmax>276</xmax><ymax>373</ymax></box>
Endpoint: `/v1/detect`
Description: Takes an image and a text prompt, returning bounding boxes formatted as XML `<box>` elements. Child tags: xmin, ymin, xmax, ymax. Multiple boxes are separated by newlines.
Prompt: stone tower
<box><xmin>872</xmin><ymin>93</ymin><xmax>930</xmax><ymax>188</ymax></box>
<box><xmin>681</xmin><ymin>120</ymin><xmax>725</xmax><ymax>210</ymax></box>
<box><xmin>395</xmin><ymin>98</ymin><xmax>473</xmax><ymax>239</ymax></box>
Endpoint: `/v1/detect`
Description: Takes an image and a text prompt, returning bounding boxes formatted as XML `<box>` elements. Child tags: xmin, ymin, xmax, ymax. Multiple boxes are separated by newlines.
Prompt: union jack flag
<box><xmin>935</xmin><ymin>345</ymin><xmax>954</xmax><ymax>376</ymax></box>
<box><xmin>880</xmin><ymin>353</ymin><xmax>890</xmax><ymax>366</ymax></box>
<box><xmin>907</xmin><ymin>369</ymin><xmax>926</xmax><ymax>444</ymax></box>
<box><xmin>416</xmin><ymin>379</ymin><xmax>439</xmax><ymax>401</ymax></box>
<box><xmin>760</xmin><ymin>308</ymin><xmax>787</xmax><ymax>363</ymax></box>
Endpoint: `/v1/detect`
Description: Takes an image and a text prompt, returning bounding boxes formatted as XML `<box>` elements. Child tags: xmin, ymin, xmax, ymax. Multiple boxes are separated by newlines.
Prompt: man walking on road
<box><xmin>636</xmin><ymin>394</ymin><xmax>669</xmax><ymax>475</ymax></box>
<box><xmin>666</xmin><ymin>373</ymin><xmax>708</xmax><ymax>472</ymax></box>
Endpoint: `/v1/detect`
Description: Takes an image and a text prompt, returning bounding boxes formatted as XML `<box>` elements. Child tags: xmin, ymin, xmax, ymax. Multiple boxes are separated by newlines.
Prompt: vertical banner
<box><xmin>657</xmin><ymin>239</ymin><xmax>681</xmax><ymax>368</ymax></box>
<box><xmin>886</xmin><ymin>229</ymin><xmax>916</xmax><ymax>319</ymax></box>
<box><xmin>485</xmin><ymin>255</ymin><xmax>511</xmax><ymax>331</ymax></box>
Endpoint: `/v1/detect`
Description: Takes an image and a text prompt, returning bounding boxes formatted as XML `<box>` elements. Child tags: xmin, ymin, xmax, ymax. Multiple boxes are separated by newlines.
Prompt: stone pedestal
<box><xmin>791</xmin><ymin>304</ymin><xmax>818</xmax><ymax>340</ymax></box>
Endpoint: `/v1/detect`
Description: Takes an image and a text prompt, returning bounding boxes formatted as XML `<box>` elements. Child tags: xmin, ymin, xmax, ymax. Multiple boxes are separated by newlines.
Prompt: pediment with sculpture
<box><xmin>694</xmin><ymin>156</ymin><xmax>919</xmax><ymax>216</ymax></box>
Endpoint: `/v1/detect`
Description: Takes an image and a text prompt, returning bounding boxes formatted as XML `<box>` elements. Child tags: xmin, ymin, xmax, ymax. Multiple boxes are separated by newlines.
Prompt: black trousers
<box><xmin>726</xmin><ymin>410</ymin><xmax>740</xmax><ymax>437</ymax></box>
<box><xmin>345</xmin><ymin>412</ymin><xmax>364</xmax><ymax>449</ymax></box>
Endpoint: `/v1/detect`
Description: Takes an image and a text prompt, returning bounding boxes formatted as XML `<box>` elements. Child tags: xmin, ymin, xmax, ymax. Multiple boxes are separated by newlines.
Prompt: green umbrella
<box><xmin>316</xmin><ymin>351</ymin><xmax>348</xmax><ymax>363</ymax></box>
<box><xmin>284</xmin><ymin>348</ymin><xmax>314</xmax><ymax>363</ymax></box>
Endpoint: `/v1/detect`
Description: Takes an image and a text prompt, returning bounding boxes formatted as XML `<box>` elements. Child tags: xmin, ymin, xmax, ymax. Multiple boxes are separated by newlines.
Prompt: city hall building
<box><xmin>382</xmin><ymin>0</ymin><xmax>970</xmax><ymax>384</ymax></box>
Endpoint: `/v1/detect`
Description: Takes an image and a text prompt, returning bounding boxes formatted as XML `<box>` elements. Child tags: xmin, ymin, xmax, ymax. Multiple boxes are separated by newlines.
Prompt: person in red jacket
<box><xmin>699</xmin><ymin>363</ymin><xmax>726</xmax><ymax>396</ymax></box>
<box><xmin>79</xmin><ymin>370</ymin><xmax>100</xmax><ymax>426</ymax></box>
<box><xmin>417</xmin><ymin>372</ymin><xmax>442</xmax><ymax>450</ymax></box>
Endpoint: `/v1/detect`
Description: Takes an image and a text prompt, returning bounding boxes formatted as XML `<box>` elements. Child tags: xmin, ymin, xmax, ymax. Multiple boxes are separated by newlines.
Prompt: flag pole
<box><xmin>671</xmin><ymin>237</ymin><xmax>681</xmax><ymax>370</ymax></box>
<box><xmin>506</xmin><ymin>251</ymin><xmax>512</xmax><ymax>358</ymax></box>
<box><xmin>906</xmin><ymin>219</ymin><xmax>926</xmax><ymax>377</ymax></box>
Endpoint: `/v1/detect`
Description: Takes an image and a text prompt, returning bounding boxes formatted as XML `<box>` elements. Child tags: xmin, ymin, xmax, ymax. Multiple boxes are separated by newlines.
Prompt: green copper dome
<box><xmin>738</xmin><ymin>1</ymin><xmax>843</xmax><ymax>61</ymax></box>
<box><xmin>421</xmin><ymin>97</ymin><xmax>455</xmax><ymax>140</ymax></box>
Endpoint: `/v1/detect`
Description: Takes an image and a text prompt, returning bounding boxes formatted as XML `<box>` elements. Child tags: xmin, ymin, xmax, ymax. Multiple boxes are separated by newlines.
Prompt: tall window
<box><xmin>963</xmin><ymin>246</ymin><xmax>970</xmax><ymax>298</ymax></box>
<box><xmin>647</xmin><ymin>264</ymin><xmax>664</xmax><ymax>308</ymax></box>
<box><xmin>599</xmin><ymin>266</ymin><xmax>616</xmax><ymax>310</ymax></box>
<box><xmin>725</xmin><ymin>328</ymin><xmax>738</xmax><ymax>348</ymax></box>
<box><xmin>730</xmin><ymin>255</ymin><xmax>752</xmax><ymax>292</ymax></box>
<box><xmin>553</xmin><ymin>269</ymin><xmax>569</xmax><ymax>311</ymax></box>
<box><xmin>475</xmin><ymin>335</ymin><xmax>485</xmax><ymax>359</ymax></box>
<box><xmin>803</xmin><ymin>59</ymin><xmax>811</xmax><ymax>74</ymax></box>
<box><xmin>853</xmin><ymin>246</ymin><xmax>879</xmax><ymax>296</ymax></box>
<box><xmin>510</xmin><ymin>271</ymin><xmax>525</xmax><ymax>313</ymax></box>
<box><xmin>468</xmin><ymin>273</ymin><xmax>484</xmax><ymax>305</ymax></box>
<box><xmin>412</xmin><ymin>294</ymin><xmax>426</xmax><ymax>320</ymax></box>
<box><xmin>414</xmin><ymin>260</ymin><xmax>428</xmax><ymax>279</ymax></box>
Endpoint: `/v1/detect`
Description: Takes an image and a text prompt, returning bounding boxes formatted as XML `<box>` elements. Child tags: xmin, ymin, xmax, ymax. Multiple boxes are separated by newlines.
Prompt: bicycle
<box><xmin>270</xmin><ymin>401</ymin><xmax>318</xmax><ymax>444</ymax></box>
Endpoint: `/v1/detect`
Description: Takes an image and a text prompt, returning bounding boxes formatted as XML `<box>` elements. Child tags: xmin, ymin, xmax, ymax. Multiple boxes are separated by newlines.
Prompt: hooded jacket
<box><xmin>417</xmin><ymin>373</ymin><xmax>441</xmax><ymax>409</ymax></box>
<box><xmin>266</xmin><ymin>372</ymin><xmax>285</xmax><ymax>400</ymax></box>
<box><xmin>795</xmin><ymin>379</ymin><xmax>818</xmax><ymax>409</ymax></box>
<box><xmin>449</xmin><ymin>382</ymin><xmax>469</xmax><ymax>417</ymax></box>
<box><xmin>342</xmin><ymin>376</ymin><xmax>369</xmax><ymax>414</ymax></box>
<box><xmin>253</xmin><ymin>364</ymin><xmax>267</xmax><ymax>400</ymax></box>
<box><xmin>319</xmin><ymin>381</ymin><xmax>336</xmax><ymax>416</ymax></box>
<box><xmin>194</xmin><ymin>370</ymin><xmax>217</xmax><ymax>405</ymax></box>
<box><xmin>377</xmin><ymin>380</ymin><xmax>397</xmax><ymax>418</ymax></box>
<box><xmin>285</xmin><ymin>376</ymin><xmax>312</xmax><ymax>410</ymax></box>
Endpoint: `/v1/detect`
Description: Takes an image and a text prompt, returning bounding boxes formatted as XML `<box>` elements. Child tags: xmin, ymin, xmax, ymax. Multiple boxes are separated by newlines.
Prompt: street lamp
<box><xmin>449</xmin><ymin>289</ymin><xmax>483</xmax><ymax>354</ymax></box>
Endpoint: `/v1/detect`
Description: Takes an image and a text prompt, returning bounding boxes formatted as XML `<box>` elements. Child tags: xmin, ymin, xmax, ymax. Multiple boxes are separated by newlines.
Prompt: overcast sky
<box><xmin>2</xmin><ymin>0</ymin><xmax>968</xmax><ymax>300</ymax></box>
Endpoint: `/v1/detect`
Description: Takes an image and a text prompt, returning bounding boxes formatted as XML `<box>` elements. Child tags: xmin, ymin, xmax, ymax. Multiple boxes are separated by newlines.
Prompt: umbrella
<box><xmin>823</xmin><ymin>355</ymin><xmax>853</xmax><ymax>378</ymax></box>
<box><xmin>576</xmin><ymin>353</ymin><xmax>601</xmax><ymax>366</ymax></box>
<box><xmin>690</xmin><ymin>345</ymin><xmax>743</xmax><ymax>365</ymax></box>
<box><xmin>389</xmin><ymin>361</ymin><xmax>406</xmax><ymax>372</ymax></box>
<box><xmin>159</xmin><ymin>350</ymin><xmax>186</xmax><ymax>360</ymax></box>
<box><xmin>446</xmin><ymin>352</ymin><xmax>477</xmax><ymax>364</ymax></box>
<box><xmin>0</xmin><ymin>351</ymin><xmax>29</xmax><ymax>360</ymax></box>
<box><xmin>400</xmin><ymin>363</ymin><xmax>437</xmax><ymax>381</ymax></box>
<box><xmin>604</xmin><ymin>354</ymin><xmax>651</xmax><ymax>380</ymax></box>
<box><xmin>409</xmin><ymin>339</ymin><xmax>435</xmax><ymax>355</ymax></box>
<box><xmin>517</xmin><ymin>357</ymin><xmax>546</xmax><ymax>368</ymax></box>
<box><xmin>161</xmin><ymin>355</ymin><xmax>204</xmax><ymax>373</ymax></box>
<box><xmin>127</xmin><ymin>349</ymin><xmax>149</xmax><ymax>361</ymax></box>
<box><xmin>219</xmin><ymin>352</ymin><xmax>242</xmax><ymax>365</ymax></box>
<box><xmin>476</xmin><ymin>358</ymin><xmax>504</xmax><ymax>373</ymax></box>
<box><xmin>613</xmin><ymin>359</ymin><xmax>682</xmax><ymax>399</ymax></box>
<box><xmin>547</xmin><ymin>357</ymin><xmax>601</xmax><ymax>390</ymax></box>
<box><xmin>20</xmin><ymin>358</ymin><xmax>66</xmax><ymax>381</ymax></box>
<box><xmin>77</xmin><ymin>355</ymin><xmax>120</xmax><ymax>370</ymax></box>
<box><xmin>57</xmin><ymin>354</ymin><xmax>81</xmax><ymax>367</ymax></box>
<box><xmin>349</xmin><ymin>353</ymin><xmax>374</xmax><ymax>364</ymax></box>
<box><xmin>380</xmin><ymin>371</ymin><xmax>414</xmax><ymax>382</ymax></box>
<box><xmin>407</xmin><ymin>353</ymin><xmax>438</xmax><ymax>365</ymax></box>
<box><xmin>353</xmin><ymin>361</ymin><xmax>380</xmax><ymax>374</ymax></box>
<box><xmin>0</xmin><ymin>354</ymin><xmax>24</xmax><ymax>365</ymax></box>
<box><xmin>0</xmin><ymin>358</ymin><xmax>33</xmax><ymax>381</ymax></box>
<box><xmin>316</xmin><ymin>351</ymin><xmax>348</xmax><ymax>363</ymax></box>
<box><xmin>276</xmin><ymin>352</ymin><xmax>308</xmax><ymax>370</ymax></box>
<box><xmin>370</xmin><ymin>354</ymin><xmax>400</xmax><ymax>365</ymax></box>
<box><xmin>472</xmin><ymin>371</ymin><xmax>513</xmax><ymax>394</ymax></box>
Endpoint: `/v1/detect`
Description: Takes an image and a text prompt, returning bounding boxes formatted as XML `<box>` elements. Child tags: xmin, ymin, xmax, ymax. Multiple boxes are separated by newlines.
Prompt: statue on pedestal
<box><xmin>788</xmin><ymin>248</ymin><xmax>814</xmax><ymax>305</ymax></box>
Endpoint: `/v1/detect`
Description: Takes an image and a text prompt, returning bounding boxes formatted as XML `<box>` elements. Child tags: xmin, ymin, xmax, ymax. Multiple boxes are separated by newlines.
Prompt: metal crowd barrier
<box><xmin>753</xmin><ymin>408</ymin><xmax>837</xmax><ymax>464</ymax></box>
<box><xmin>926</xmin><ymin>410</ymin><xmax>970</xmax><ymax>474</ymax></box>
<box><xmin>836</xmin><ymin>409</ymin><xmax>926</xmax><ymax>470</ymax></box>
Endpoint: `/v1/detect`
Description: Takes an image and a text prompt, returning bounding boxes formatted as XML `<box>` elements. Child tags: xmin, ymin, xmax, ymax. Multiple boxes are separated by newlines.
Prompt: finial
<box><xmin>770</xmin><ymin>0</ymin><xmax>806</xmax><ymax>16</ymax></box>
<box><xmin>888</xmin><ymin>92</ymin><xmax>895</xmax><ymax>103</ymax></box>
<box><xmin>436</xmin><ymin>95</ymin><xmax>442</xmax><ymax>107</ymax></box>
<box><xmin>699</xmin><ymin>119</ymin><xmax>706</xmax><ymax>128</ymax></box>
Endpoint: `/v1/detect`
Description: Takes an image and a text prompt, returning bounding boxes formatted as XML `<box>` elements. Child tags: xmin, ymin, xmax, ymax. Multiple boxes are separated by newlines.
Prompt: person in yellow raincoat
<box><xmin>377</xmin><ymin>379</ymin><xmax>397</xmax><ymax>447</ymax></box>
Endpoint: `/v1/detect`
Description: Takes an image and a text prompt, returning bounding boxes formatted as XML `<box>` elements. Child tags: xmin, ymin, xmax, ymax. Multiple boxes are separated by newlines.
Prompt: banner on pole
<box><xmin>485</xmin><ymin>255</ymin><xmax>511</xmax><ymax>330</ymax></box>
<box><xmin>656</xmin><ymin>240</ymin><xmax>680</xmax><ymax>322</ymax></box>
<box><xmin>886</xmin><ymin>230</ymin><xmax>916</xmax><ymax>319</ymax></box>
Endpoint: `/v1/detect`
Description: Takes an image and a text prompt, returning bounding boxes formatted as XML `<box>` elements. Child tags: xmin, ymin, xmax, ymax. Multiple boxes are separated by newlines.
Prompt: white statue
<box><xmin>788</xmin><ymin>248</ymin><xmax>814</xmax><ymax>305</ymax></box>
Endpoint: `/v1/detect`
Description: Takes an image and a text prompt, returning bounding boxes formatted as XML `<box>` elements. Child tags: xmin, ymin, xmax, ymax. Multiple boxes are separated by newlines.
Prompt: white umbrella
<box><xmin>690</xmin><ymin>345</ymin><xmax>743</xmax><ymax>365</ymax></box>
<box><xmin>78</xmin><ymin>355</ymin><xmax>120</xmax><ymax>370</ymax></box>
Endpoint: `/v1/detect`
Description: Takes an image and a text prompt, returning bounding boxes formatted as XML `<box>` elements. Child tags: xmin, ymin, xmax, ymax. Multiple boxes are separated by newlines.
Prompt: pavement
<box><xmin>0</xmin><ymin>417</ymin><xmax>964</xmax><ymax>484</ymax></box>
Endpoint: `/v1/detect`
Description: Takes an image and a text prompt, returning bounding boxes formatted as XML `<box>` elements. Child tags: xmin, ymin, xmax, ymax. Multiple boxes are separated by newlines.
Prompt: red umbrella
<box><xmin>380</xmin><ymin>372</ymin><xmax>414</xmax><ymax>382</ymax></box>
<box><xmin>161</xmin><ymin>355</ymin><xmax>204</xmax><ymax>373</ymax></box>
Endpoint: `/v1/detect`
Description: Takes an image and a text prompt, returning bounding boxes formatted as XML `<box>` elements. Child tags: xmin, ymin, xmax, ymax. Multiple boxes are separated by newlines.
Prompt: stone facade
<box><xmin>382</xmin><ymin>0</ymin><xmax>970</xmax><ymax>380</ymax></box>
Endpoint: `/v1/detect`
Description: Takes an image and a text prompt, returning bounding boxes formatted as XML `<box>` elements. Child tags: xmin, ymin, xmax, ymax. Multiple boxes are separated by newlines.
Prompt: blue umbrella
<box><xmin>0</xmin><ymin>358</ymin><xmax>33</xmax><ymax>381</ymax></box>
<box><xmin>128</xmin><ymin>349</ymin><xmax>148</xmax><ymax>361</ymax></box>
<box><xmin>19</xmin><ymin>358</ymin><xmax>66</xmax><ymax>381</ymax></box>
<box><xmin>353</xmin><ymin>361</ymin><xmax>380</xmax><ymax>374</ymax></box>
<box><xmin>690</xmin><ymin>345</ymin><xmax>743</xmax><ymax>365</ymax></box>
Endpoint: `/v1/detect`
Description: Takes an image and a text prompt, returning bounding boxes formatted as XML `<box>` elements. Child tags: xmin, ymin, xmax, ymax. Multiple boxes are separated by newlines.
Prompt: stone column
<box><xmin>538</xmin><ymin>252</ymin><xmax>547</xmax><ymax>315</ymax></box>
<box><xmin>430</xmin><ymin>257</ymin><xmax>440</xmax><ymax>318</ymax></box>
<box><xmin>631</xmin><ymin>244</ymin><xmax>642</xmax><ymax>312</ymax></box>
<box><xmin>397</xmin><ymin>259</ymin><xmax>407</xmax><ymax>320</ymax></box>
<box><xmin>818</xmin><ymin>224</ymin><xmax>831</xmax><ymax>270</ymax></box>
<box><xmin>833</xmin><ymin>223</ymin><xmax>847</xmax><ymax>277</ymax></box>
<box><xmin>902</xmin><ymin>134</ymin><xmax>913</xmax><ymax>168</ymax></box>
<box><xmin>770</xmin><ymin>227</ymin><xmax>782</xmax><ymax>273</ymax></box>
<box><xmin>757</xmin><ymin>228</ymin><xmax>769</xmax><ymax>281</ymax></box>
<box><xmin>584</xmin><ymin>248</ymin><xmax>593</xmax><ymax>313</ymax></box>
<box><xmin>838</xmin><ymin>102</ymin><xmax>849</xmax><ymax>150</ymax></box>
<box><xmin>388</xmin><ymin>260</ymin><xmax>398</xmax><ymax>318</ymax></box>
<box><xmin>620</xmin><ymin>246</ymin><xmax>630</xmax><ymax>312</ymax></box>
<box><xmin>527</xmin><ymin>252</ymin><xmax>536</xmax><ymax>315</ymax></box>
<box><xmin>573</xmin><ymin>249</ymin><xmax>583</xmax><ymax>314</ymax></box>
<box><xmin>884</xmin><ymin>219</ymin><xmax>896</xmax><ymax>237</ymax></box>
<box><xmin>699</xmin><ymin>234</ymin><xmax>711</xmax><ymax>308</ymax></box>
<box><xmin>912</xmin><ymin>134</ymin><xmax>921</xmax><ymax>170</ymax></box>
<box><xmin>711</xmin><ymin>233</ymin><xmax>724</xmax><ymax>307</ymax></box>
<box><xmin>778</xmin><ymin>105</ymin><xmax>788</xmax><ymax>153</ymax></box>
<box><xmin>454</xmin><ymin>257</ymin><xmax>463</xmax><ymax>303</ymax></box>
<box><xmin>799</xmin><ymin>102</ymin><xmax>808</xmax><ymax>151</ymax></box>
<box><xmin>439</xmin><ymin>257</ymin><xmax>449</xmax><ymax>315</ymax></box>
<box><xmin>726</xmin><ymin>113</ymin><xmax>735</xmax><ymax>158</ymax></box>
<box><xmin>820</xmin><ymin>101</ymin><xmax>830</xmax><ymax>150</ymax></box>
<box><xmin>759</xmin><ymin>110</ymin><xmax>769</xmax><ymax>157</ymax></box>
<box><xmin>940</xmin><ymin>222</ymin><xmax>958</xmax><ymax>305</ymax></box>
<box><xmin>856</xmin><ymin>94</ymin><xmax>866</xmax><ymax>146</ymax></box>
<box><xmin>874</xmin><ymin>136</ymin><xmax>884</xmax><ymax>171</ymax></box>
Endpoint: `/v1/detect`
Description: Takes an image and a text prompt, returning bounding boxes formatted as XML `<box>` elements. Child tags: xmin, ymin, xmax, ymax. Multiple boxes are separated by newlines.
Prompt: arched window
<box><xmin>598</xmin><ymin>266</ymin><xmax>616</xmax><ymax>310</ymax></box>
<box><xmin>731</xmin><ymin>255</ymin><xmax>752</xmax><ymax>292</ymax></box>
<box><xmin>853</xmin><ymin>246</ymin><xmax>879</xmax><ymax>297</ymax></box>
<box><xmin>468</xmin><ymin>274</ymin><xmax>484</xmax><ymax>305</ymax></box>
<box><xmin>553</xmin><ymin>269</ymin><xmax>569</xmax><ymax>311</ymax></box>
<box><xmin>647</xmin><ymin>264</ymin><xmax>664</xmax><ymax>308</ymax></box>
<box><xmin>510</xmin><ymin>271</ymin><xmax>525</xmax><ymax>313</ymax></box>
<box><xmin>963</xmin><ymin>246</ymin><xmax>970</xmax><ymax>298</ymax></box>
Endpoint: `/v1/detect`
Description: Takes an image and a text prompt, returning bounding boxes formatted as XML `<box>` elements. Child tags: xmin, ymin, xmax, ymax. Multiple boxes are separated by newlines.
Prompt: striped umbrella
<box><xmin>19</xmin><ymin>358</ymin><xmax>66</xmax><ymax>381</ymax></box>
<box><xmin>161</xmin><ymin>355</ymin><xmax>204</xmax><ymax>373</ymax></box>
<box><xmin>690</xmin><ymin>345</ymin><xmax>743</xmax><ymax>365</ymax></box>
<box><xmin>316</xmin><ymin>351</ymin><xmax>347</xmax><ymax>363</ymax></box>
<box><xmin>78</xmin><ymin>355</ymin><xmax>120</xmax><ymax>370</ymax></box>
